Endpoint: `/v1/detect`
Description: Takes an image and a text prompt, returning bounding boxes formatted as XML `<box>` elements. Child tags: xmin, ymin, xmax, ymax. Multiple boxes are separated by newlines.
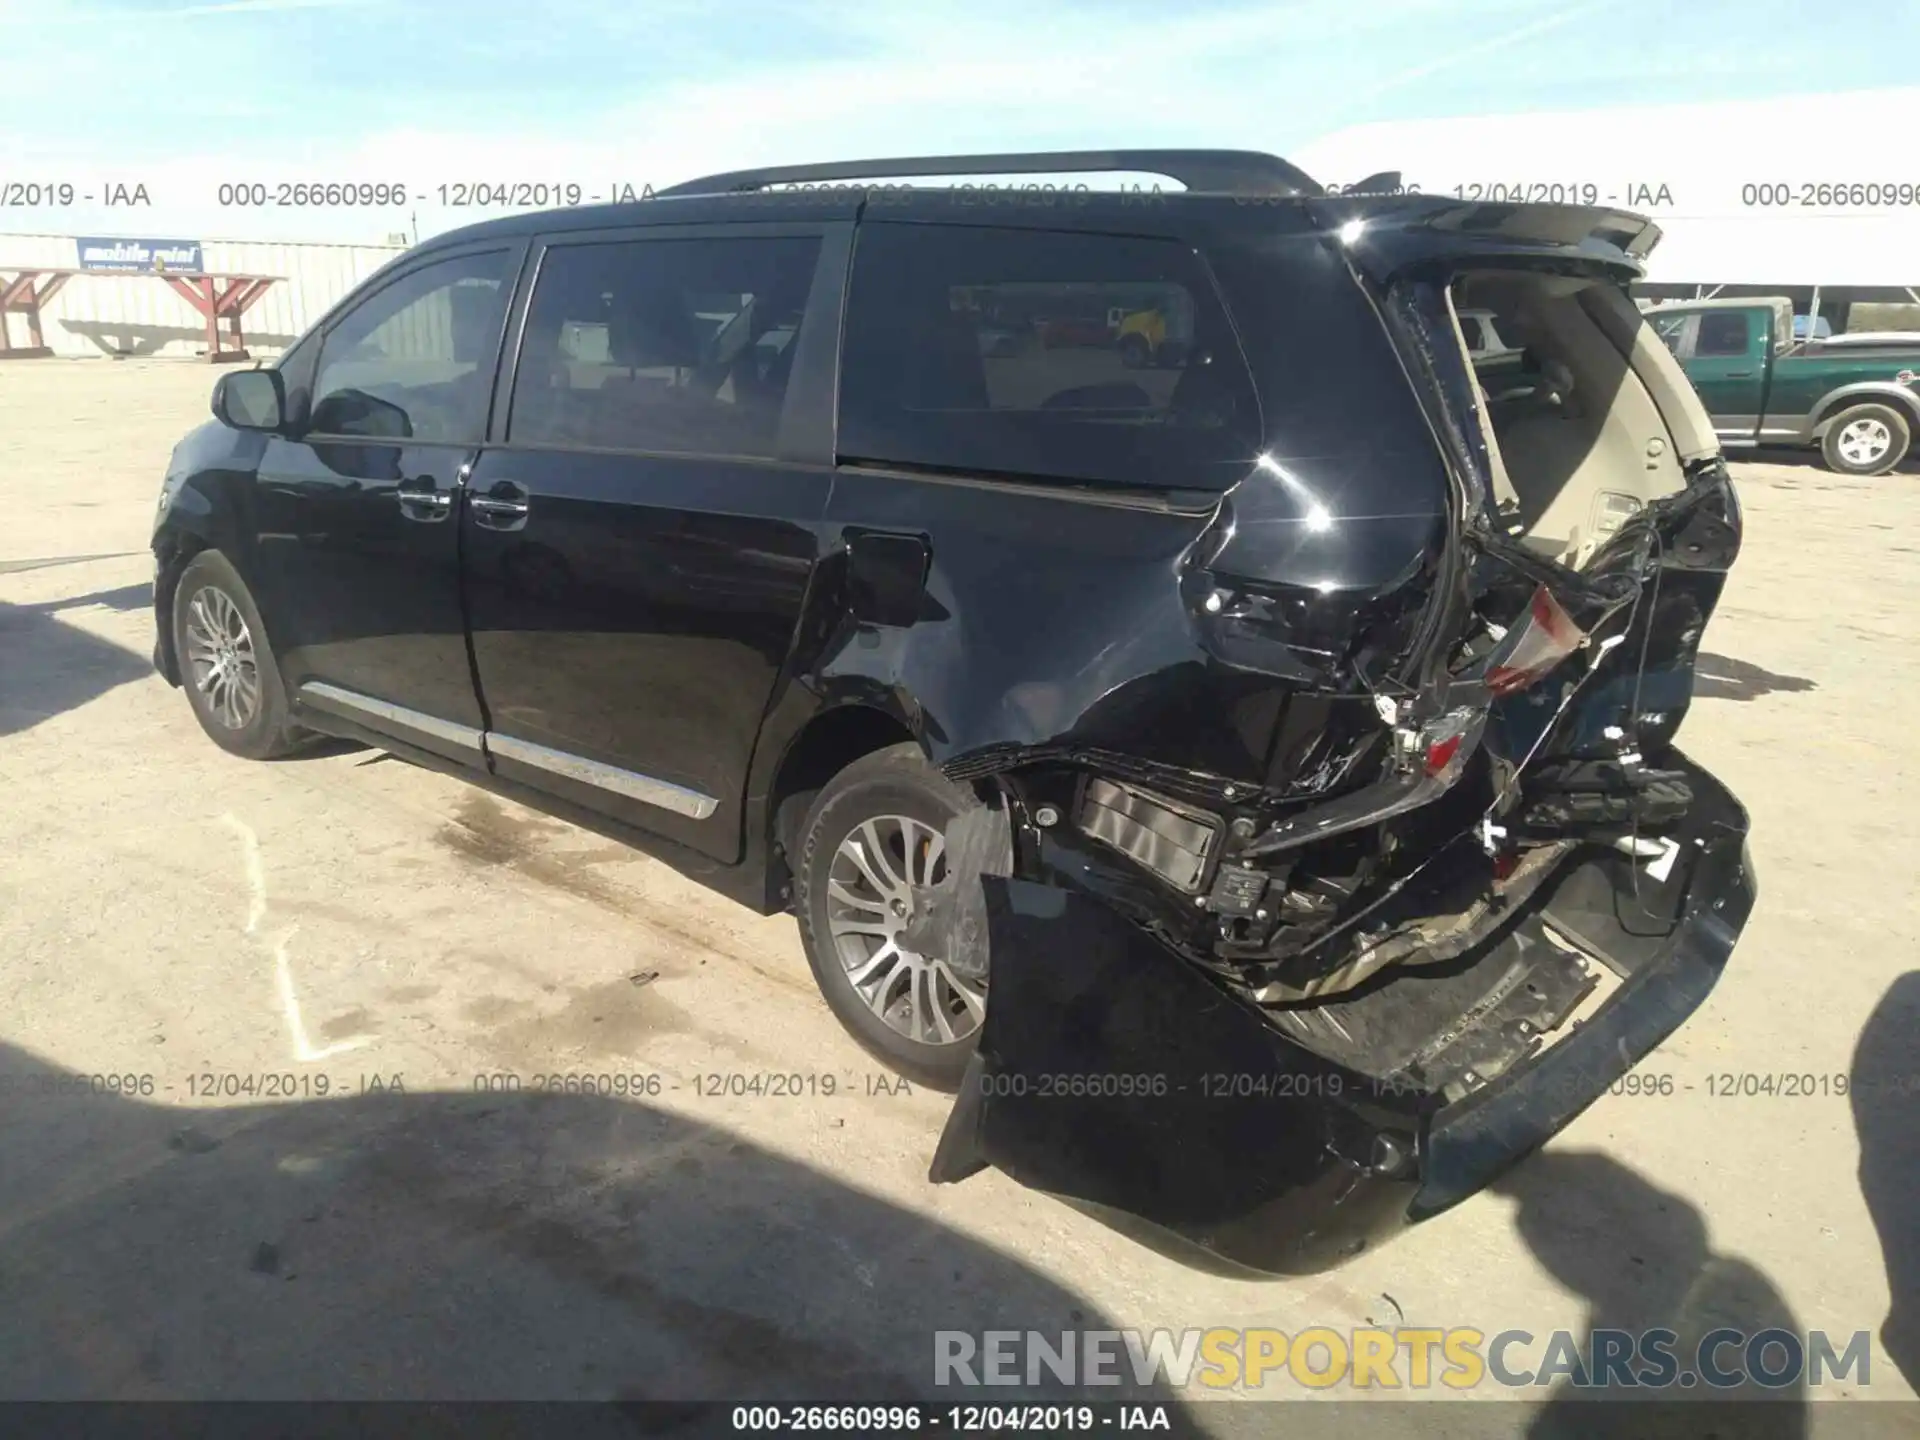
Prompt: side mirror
<box><xmin>212</xmin><ymin>368</ymin><xmax>285</xmax><ymax>431</ymax></box>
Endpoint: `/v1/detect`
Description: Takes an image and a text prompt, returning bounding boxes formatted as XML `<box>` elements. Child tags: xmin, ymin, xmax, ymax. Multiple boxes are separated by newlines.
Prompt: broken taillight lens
<box><xmin>1485</xmin><ymin>586</ymin><xmax>1585</xmax><ymax>696</ymax></box>
<box><xmin>1416</xmin><ymin>708</ymin><xmax>1481</xmax><ymax>781</ymax></box>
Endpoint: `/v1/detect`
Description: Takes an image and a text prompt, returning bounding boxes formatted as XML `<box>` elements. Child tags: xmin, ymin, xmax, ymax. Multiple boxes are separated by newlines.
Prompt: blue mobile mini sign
<box><xmin>75</xmin><ymin>237</ymin><xmax>203</xmax><ymax>273</ymax></box>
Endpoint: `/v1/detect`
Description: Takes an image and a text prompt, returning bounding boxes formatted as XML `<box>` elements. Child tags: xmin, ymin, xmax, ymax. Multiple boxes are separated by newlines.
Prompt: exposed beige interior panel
<box><xmin>1453</xmin><ymin>273</ymin><xmax>1698</xmax><ymax>568</ymax></box>
<box><xmin>1582</xmin><ymin>283</ymin><xmax>1722</xmax><ymax>463</ymax></box>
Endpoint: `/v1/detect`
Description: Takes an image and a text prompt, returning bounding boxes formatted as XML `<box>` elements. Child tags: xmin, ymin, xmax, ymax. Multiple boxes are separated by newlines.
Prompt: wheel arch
<box><xmin>151</xmin><ymin>523</ymin><xmax>215</xmax><ymax>687</ymax></box>
<box><xmin>1808</xmin><ymin>383</ymin><xmax>1920</xmax><ymax>439</ymax></box>
<box><xmin>766</xmin><ymin>702</ymin><xmax>923</xmax><ymax>870</ymax></box>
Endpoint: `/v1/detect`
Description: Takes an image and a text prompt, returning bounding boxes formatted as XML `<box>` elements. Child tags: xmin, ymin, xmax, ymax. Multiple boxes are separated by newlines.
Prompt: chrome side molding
<box><xmin>486</xmin><ymin>732</ymin><xmax>718</xmax><ymax>820</ymax></box>
<box><xmin>298</xmin><ymin>681</ymin><xmax>485</xmax><ymax>753</ymax></box>
<box><xmin>294</xmin><ymin>682</ymin><xmax>719</xmax><ymax>821</ymax></box>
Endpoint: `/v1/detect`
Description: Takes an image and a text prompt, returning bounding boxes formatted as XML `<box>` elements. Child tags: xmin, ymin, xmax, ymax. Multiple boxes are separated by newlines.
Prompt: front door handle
<box><xmin>470</xmin><ymin>480</ymin><xmax>531</xmax><ymax>531</ymax></box>
<box><xmin>394</xmin><ymin>477</ymin><xmax>453</xmax><ymax>523</ymax></box>
<box><xmin>1725</xmin><ymin>370</ymin><xmax>1754</xmax><ymax>378</ymax></box>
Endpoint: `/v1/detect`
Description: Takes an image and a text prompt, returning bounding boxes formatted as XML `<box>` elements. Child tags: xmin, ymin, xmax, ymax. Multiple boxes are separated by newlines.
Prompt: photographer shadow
<box><xmin>1853</xmin><ymin>972</ymin><xmax>1919</xmax><ymax>1390</ymax></box>
<box><xmin>0</xmin><ymin>1040</ymin><xmax>1181</xmax><ymax>1412</ymax></box>
<box><xmin>1496</xmin><ymin>1150</ymin><xmax>1806</xmax><ymax>1439</ymax></box>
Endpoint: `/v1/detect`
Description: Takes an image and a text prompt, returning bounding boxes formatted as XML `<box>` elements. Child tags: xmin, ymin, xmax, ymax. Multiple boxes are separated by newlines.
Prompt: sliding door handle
<box><xmin>470</xmin><ymin>479</ymin><xmax>531</xmax><ymax>530</ymax></box>
<box><xmin>470</xmin><ymin>496</ymin><xmax>529</xmax><ymax>517</ymax></box>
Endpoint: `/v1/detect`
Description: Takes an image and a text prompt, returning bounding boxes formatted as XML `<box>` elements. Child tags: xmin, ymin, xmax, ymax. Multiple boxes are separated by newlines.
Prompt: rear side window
<box><xmin>509</xmin><ymin>235</ymin><xmax>822</xmax><ymax>458</ymax></box>
<box><xmin>309</xmin><ymin>249</ymin><xmax>514</xmax><ymax>443</ymax></box>
<box><xmin>1695</xmin><ymin>311</ymin><xmax>1751</xmax><ymax>357</ymax></box>
<box><xmin>839</xmin><ymin>223</ymin><xmax>1260</xmax><ymax>490</ymax></box>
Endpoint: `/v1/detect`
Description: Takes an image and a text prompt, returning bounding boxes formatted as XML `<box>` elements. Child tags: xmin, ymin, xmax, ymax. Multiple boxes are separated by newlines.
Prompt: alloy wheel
<box><xmin>183</xmin><ymin>585</ymin><xmax>261</xmax><ymax>730</ymax></box>
<box><xmin>1837</xmin><ymin>416</ymin><xmax>1893</xmax><ymax>468</ymax></box>
<box><xmin>824</xmin><ymin>813</ymin><xmax>986</xmax><ymax>1046</ymax></box>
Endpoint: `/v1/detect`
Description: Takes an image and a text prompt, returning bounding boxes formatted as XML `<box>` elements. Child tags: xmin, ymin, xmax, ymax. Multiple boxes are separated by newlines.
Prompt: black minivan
<box><xmin>152</xmin><ymin>150</ymin><xmax>1755</xmax><ymax>1275</ymax></box>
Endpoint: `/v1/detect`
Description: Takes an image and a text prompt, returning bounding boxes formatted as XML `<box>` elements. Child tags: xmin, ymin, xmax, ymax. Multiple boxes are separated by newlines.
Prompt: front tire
<box><xmin>172</xmin><ymin>550</ymin><xmax>305</xmax><ymax>760</ymax></box>
<box><xmin>1821</xmin><ymin>402</ymin><xmax>1911</xmax><ymax>476</ymax></box>
<box><xmin>793</xmin><ymin>744</ymin><xmax>990</xmax><ymax>1091</ymax></box>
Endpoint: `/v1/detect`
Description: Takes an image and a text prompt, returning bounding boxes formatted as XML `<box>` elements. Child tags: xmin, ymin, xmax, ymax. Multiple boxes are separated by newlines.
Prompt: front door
<box><xmin>1684</xmin><ymin>308</ymin><xmax>1766</xmax><ymax>441</ymax></box>
<box><xmin>252</xmin><ymin>244</ymin><xmax>520</xmax><ymax>763</ymax></box>
<box><xmin>461</xmin><ymin>225</ymin><xmax>842</xmax><ymax>860</ymax></box>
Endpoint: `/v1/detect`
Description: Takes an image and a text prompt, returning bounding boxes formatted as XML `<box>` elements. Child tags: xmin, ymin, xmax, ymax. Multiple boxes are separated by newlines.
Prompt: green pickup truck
<box><xmin>1643</xmin><ymin>297</ymin><xmax>1920</xmax><ymax>475</ymax></box>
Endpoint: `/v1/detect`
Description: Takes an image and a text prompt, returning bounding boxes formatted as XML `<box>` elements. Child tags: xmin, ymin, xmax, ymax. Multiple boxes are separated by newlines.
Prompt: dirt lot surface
<box><xmin>1</xmin><ymin>359</ymin><xmax>1914</xmax><ymax>1430</ymax></box>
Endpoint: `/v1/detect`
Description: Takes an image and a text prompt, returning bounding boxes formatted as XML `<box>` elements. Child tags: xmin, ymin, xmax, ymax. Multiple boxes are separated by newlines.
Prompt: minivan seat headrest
<box><xmin>610</xmin><ymin>290</ymin><xmax>700</xmax><ymax>370</ymax></box>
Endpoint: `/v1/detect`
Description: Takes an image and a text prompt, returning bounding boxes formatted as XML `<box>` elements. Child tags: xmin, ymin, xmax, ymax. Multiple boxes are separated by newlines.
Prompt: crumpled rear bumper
<box><xmin>930</xmin><ymin>751</ymin><xmax>1755</xmax><ymax>1276</ymax></box>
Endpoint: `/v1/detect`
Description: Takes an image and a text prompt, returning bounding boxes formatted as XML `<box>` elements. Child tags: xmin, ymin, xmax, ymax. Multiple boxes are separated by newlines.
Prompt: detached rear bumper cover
<box><xmin>930</xmin><ymin>752</ymin><xmax>1754</xmax><ymax>1276</ymax></box>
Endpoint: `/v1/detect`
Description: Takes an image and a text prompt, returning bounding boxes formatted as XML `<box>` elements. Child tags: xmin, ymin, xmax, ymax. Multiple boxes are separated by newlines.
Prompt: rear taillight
<box><xmin>1413</xmin><ymin>707</ymin><xmax>1481</xmax><ymax>781</ymax></box>
<box><xmin>1486</xmin><ymin>586</ymin><xmax>1585</xmax><ymax>696</ymax></box>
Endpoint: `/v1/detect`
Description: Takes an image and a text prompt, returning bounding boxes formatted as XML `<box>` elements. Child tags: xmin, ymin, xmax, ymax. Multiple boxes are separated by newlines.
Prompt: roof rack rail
<box><xmin>653</xmin><ymin>149</ymin><xmax>1323</xmax><ymax>200</ymax></box>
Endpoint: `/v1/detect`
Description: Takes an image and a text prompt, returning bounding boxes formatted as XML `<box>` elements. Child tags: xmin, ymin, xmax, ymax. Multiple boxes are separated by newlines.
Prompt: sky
<box><xmin>3</xmin><ymin>0</ymin><xmax>1919</xmax><ymax>244</ymax></box>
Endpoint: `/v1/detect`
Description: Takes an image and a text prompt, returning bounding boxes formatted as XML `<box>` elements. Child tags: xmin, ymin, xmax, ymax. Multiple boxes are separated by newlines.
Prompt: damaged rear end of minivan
<box><xmin>926</xmin><ymin>194</ymin><xmax>1756</xmax><ymax>1275</ymax></box>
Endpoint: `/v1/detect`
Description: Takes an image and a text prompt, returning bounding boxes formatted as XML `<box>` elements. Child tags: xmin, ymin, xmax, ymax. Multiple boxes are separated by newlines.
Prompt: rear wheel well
<box><xmin>152</xmin><ymin>532</ymin><xmax>210</xmax><ymax>685</ymax></box>
<box><xmin>1813</xmin><ymin>389</ymin><xmax>1920</xmax><ymax>435</ymax></box>
<box><xmin>769</xmin><ymin>706</ymin><xmax>919</xmax><ymax>872</ymax></box>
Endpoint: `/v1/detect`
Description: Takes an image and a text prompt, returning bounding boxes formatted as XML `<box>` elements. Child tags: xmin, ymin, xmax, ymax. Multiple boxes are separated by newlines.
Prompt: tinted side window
<box><xmin>309</xmin><ymin>250</ymin><xmax>513</xmax><ymax>442</ymax></box>
<box><xmin>1695</xmin><ymin>311</ymin><xmax>1751</xmax><ymax>357</ymax></box>
<box><xmin>509</xmin><ymin>235</ymin><xmax>822</xmax><ymax>458</ymax></box>
<box><xmin>839</xmin><ymin>223</ymin><xmax>1260</xmax><ymax>490</ymax></box>
<box><xmin>1458</xmin><ymin>316</ymin><xmax>1486</xmax><ymax>351</ymax></box>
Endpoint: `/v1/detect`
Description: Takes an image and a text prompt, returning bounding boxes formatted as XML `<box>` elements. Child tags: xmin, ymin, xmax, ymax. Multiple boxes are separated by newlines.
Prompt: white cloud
<box><xmin>1338</xmin><ymin>0</ymin><xmax>1612</xmax><ymax>106</ymax></box>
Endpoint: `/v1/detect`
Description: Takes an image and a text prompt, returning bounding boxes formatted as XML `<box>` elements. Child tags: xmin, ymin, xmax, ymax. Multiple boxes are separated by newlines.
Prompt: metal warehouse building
<box><xmin>1291</xmin><ymin>85</ymin><xmax>1920</xmax><ymax>333</ymax></box>
<box><xmin>0</xmin><ymin>235</ymin><xmax>404</xmax><ymax>360</ymax></box>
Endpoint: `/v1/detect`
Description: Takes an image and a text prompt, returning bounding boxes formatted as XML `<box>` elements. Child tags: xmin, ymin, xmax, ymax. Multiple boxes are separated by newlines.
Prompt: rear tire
<box><xmin>172</xmin><ymin>550</ymin><xmax>305</xmax><ymax>760</ymax></box>
<box><xmin>793</xmin><ymin>744</ymin><xmax>990</xmax><ymax>1091</ymax></box>
<box><xmin>1820</xmin><ymin>402</ymin><xmax>1910</xmax><ymax>476</ymax></box>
